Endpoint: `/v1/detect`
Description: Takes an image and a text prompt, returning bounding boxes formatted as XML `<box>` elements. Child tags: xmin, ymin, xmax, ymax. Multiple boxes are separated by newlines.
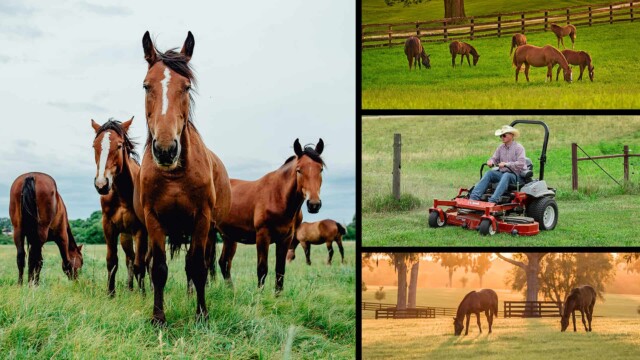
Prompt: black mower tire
<box><xmin>429</xmin><ymin>211</ymin><xmax>446</xmax><ymax>228</ymax></box>
<box><xmin>478</xmin><ymin>219</ymin><xmax>495</xmax><ymax>236</ymax></box>
<box><xmin>526</xmin><ymin>197</ymin><xmax>558</xmax><ymax>231</ymax></box>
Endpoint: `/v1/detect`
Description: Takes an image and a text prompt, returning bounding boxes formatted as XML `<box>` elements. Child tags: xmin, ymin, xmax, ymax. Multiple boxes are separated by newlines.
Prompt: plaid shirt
<box><xmin>489</xmin><ymin>141</ymin><xmax>526</xmax><ymax>173</ymax></box>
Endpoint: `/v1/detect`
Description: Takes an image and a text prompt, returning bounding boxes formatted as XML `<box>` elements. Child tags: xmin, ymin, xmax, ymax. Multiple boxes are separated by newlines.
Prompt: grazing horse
<box><xmin>510</xmin><ymin>33</ymin><xmax>527</xmax><ymax>55</ymax></box>
<box><xmin>218</xmin><ymin>139</ymin><xmax>325</xmax><ymax>291</ymax></box>
<box><xmin>556</xmin><ymin>50</ymin><xmax>594</xmax><ymax>82</ymax></box>
<box><xmin>9</xmin><ymin>173</ymin><xmax>83</xmax><ymax>285</ymax></box>
<box><xmin>404</xmin><ymin>36</ymin><xmax>431</xmax><ymax>70</ymax></box>
<box><xmin>513</xmin><ymin>44</ymin><xmax>572</xmax><ymax>83</ymax></box>
<box><xmin>550</xmin><ymin>23</ymin><xmax>577</xmax><ymax>49</ymax></box>
<box><xmin>453</xmin><ymin>289</ymin><xmax>498</xmax><ymax>335</ymax></box>
<box><xmin>138</xmin><ymin>31</ymin><xmax>231</xmax><ymax>325</ymax></box>
<box><xmin>561</xmin><ymin>285</ymin><xmax>596</xmax><ymax>332</ymax></box>
<box><xmin>287</xmin><ymin>217</ymin><xmax>346</xmax><ymax>265</ymax></box>
<box><xmin>449</xmin><ymin>41</ymin><xmax>480</xmax><ymax>67</ymax></box>
<box><xmin>91</xmin><ymin>117</ymin><xmax>148</xmax><ymax>296</ymax></box>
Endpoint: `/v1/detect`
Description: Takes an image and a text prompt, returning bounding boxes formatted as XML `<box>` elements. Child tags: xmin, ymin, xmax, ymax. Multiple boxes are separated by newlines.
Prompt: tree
<box><xmin>460</xmin><ymin>276</ymin><xmax>468</xmax><ymax>288</ymax></box>
<box><xmin>362</xmin><ymin>281</ymin><xmax>368</xmax><ymax>292</ymax></box>
<box><xmin>408</xmin><ymin>261</ymin><xmax>420</xmax><ymax>308</ymax></box>
<box><xmin>344</xmin><ymin>214</ymin><xmax>356</xmax><ymax>240</ymax></box>
<box><xmin>497</xmin><ymin>253</ymin><xmax>548</xmax><ymax>302</ymax></box>
<box><xmin>69</xmin><ymin>210</ymin><xmax>105</xmax><ymax>244</ymax></box>
<box><xmin>433</xmin><ymin>253</ymin><xmax>469</xmax><ymax>288</ymax></box>
<box><xmin>471</xmin><ymin>253</ymin><xmax>492</xmax><ymax>288</ymax></box>
<box><xmin>375</xmin><ymin>286</ymin><xmax>386</xmax><ymax>301</ymax></box>
<box><xmin>444</xmin><ymin>0</ymin><xmax>465</xmax><ymax>19</ymax></box>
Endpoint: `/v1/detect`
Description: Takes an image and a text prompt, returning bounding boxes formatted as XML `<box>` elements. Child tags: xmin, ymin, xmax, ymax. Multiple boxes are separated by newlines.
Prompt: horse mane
<box><xmin>468</xmin><ymin>44</ymin><xmax>479</xmax><ymax>56</ymax></box>
<box><xmin>95</xmin><ymin>118</ymin><xmax>140</xmax><ymax>163</ymax></box>
<box><xmin>282</xmin><ymin>144</ymin><xmax>326</xmax><ymax>167</ymax></box>
<box><xmin>581</xmin><ymin>51</ymin><xmax>592</xmax><ymax>65</ymax></box>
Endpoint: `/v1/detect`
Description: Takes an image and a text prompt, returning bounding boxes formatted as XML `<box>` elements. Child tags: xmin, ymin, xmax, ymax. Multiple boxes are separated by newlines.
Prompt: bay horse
<box><xmin>91</xmin><ymin>117</ymin><xmax>148</xmax><ymax>296</ymax></box>
<box><xmin>449</xmin><ymin>40</ymin><xmax>480</xmax><ymax>67</ymax></box>
<box><xmin>218</xmin><ymin>139</ymin><xmax>324</xmax><ymax>292</ymax></box>
<box><xmin>510</xmin><ymin>33</ymin><xmax>527</xmax><ymax>55</ymax></box>
<box><xmin>513</xmin><ymin>44</ymin><xmax>572</xmax><ymax>83</ymax></box>
<box><xmin>453</xmin><ymin>289</ymin><xmax>498</xmax><ymax>335</ymax></box>
<box><xmin>9</xmin><ymin>172</ymin><xmax>83</xmax><ymax>285</ymax></box>
<box><xmin>550</xmin><ymin>23</ymin><xmax>577</xmax><ymax>49</ymax></box>
<box><xmin>138</xmin><ymin>31</ymin><xmax>231</xmax><ymax>325</ymax></box>
<box><xmin>286</xmin><ymin>216</ymin><xmax>346</xmax><ymax>265</ymax></box>
<box><xmin>561</xmin><ymin>285</ymin><xmax>596</xmax><ymax>332</ymax></box>
<box><xmin>556</xmin><ymin>50</ymin><xmax>594</xmax><ymax>82</ymax></box>
<box><xmin>404</xmin><ymin>36</ymin><xmax>431</xmax><ymax>70</ymax></box>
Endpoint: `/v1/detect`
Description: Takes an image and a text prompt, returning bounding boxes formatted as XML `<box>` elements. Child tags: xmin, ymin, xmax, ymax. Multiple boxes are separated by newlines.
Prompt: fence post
<box><xmin>572</xmin><ymin>143</ymin><xmax>579</xmax><ymax>191</ymax></box>
<box><xmin>589</xmin><ymin>7</ymin><xmax>593</xmax><ymax>26</ymax></box>
<box><xmin>443</xmin><ymin>20</ymin><xmax>448</xmax><ymax>41</ymax></box>
<box><xmin>521</xmin><ymin>12</ymin><xmax>525</xmax><ymax>32</ymax></box>
<box><xmin>416</xmin><ymin>22</ymin><xmax>420</xmax><ymax>37</ymax></box>
<box><xmin>610</xmin><ymin>4</ymin><xmax>614</xmax><ymax>23</ymax></box>
<box><xmin>567</xmin><ymin>8</ymin><xmax>570</xmax><ymax>24</ymax></box>
<box><xmin>388</xmin><ymin>25</ymin><xmax>392</xmax><ymax>47</ymax></box>
<box><xmin>470</xmin><ymin>17</ymin><xmax>475</xmax><ymax>40</ymax></box>
<box><xmin>393</xmin><ymin>134</ymin><xmax>402</xmax><ymax>200</ymax></box>
<box><xmin>544</xmin><ymin>11</ymin><xmax>548</xmax><ymax>31</ymax></box>
<box><xmin>361</xmin><ymin>25</ymin><xmax>365</xmax><ymax>50</ymax></box>
<box><xmin>498</xmin><ymin>15</ymin><xmax>502</xmax><ymax>37</ymax></box>
<box><xmin>624</xmin><ymin>145</ymin><xmax>630</xmax><ymax>183</ymax></box>
<box><xmin>631</xmin><ymin>2</ymin><xmax>634</xmax><ymax>22</ymax></box>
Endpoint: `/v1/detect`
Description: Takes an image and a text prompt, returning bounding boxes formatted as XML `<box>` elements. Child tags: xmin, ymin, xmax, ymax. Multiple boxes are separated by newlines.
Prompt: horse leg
<box><xmin>556</xmin><ymin>65</ymin><xmax>561</xmax><ymax>81</ymax></box>
<box><xmin>255</xmin><ymin>228</ymin><xmax>271</xmax><ymax>288</ymax></box>
<box><xmin>186</xmin><ymin>214</ymin><xmax>210</xmax><ymax>321</ymax></box>
<box><xmin>274</xmin><ymin>235</ymin><xmax>291</xmax><ymax>292</ymax></box>
<box><xmin>580</xmin><ymin>310</ymin><xmax>588</xmax><ymax>332</ymax></box>
<box><xmin>146</xmin><ymin>215</ymin><xmax>168</xmax><ymax>326</ymax></box>
<box><xmin>326</xmin><ymin>240</ymin><xmax>334</xmax><ymax>265</ymax></box>
<box><xmin>336</xmin><ymin>236</ymin><xmax>345</xmax><ymax>264</ymax></box>
<box><xmin>14</xmin><ymin>229</ymin><xmax>25</xmax><ymax>285</ymax></box>
<box><xmin>560</xmin><ymin>37</ymin><xmax>566</xmax><ymax>49</ymax></box>
<box><xmin>546</xmin><ymin>64</ymin><xmax>552</xmax><ymax>82</ymax></box>
<box><xmin>301</xmin><ymin>241</ymin><xmax>311</xmax><ymax>265</ymax></box>
<box><xmin>465</xmin><ymin>314</ymin><xmax>470</xmax><ymax>335</ymax></box>
<box><xmin>218</xmin><ymin>235</ymin><xmax>237</xmax><ymax>285</ymax></box>
<box><xmin>451</xmin><ymin>54</ymin><xmax>455</xmax><ymax>68</ymax></box>
<box><xmin>515</xmin><ymin>64</ymin><xmax>521</xmax><ymax>82</ymax></box>
<box><xmin>286</xmin><ymin>237</ymin><xmax>299</xmax><ymax>263</ymax></box>
<box><xmin>133</xmin><ymin>228</ymin><xmax>147</xmax><ymax>292</ymax></box>
<box><xmin>416</xmin><ymin>55</ymin><xmax>421</xmax><ymax>70</ymax></box>
<box><xmin>27</xmin><ymin>242</ymin><xmax>43</xmax><ymax>286</ymax></box>
<box><xmin>408</xmin><ymin>56</ymin><xmax>414</xmax><ymax>70</ymax></box>
<box><xmin>476</xmin><ymin>312</ymin><xmax>482</xmax><ymax>333</ymax></box>
<box><xmin>572</xmin><ymin>310</ymin><xmax>577</xmax><ymax>332</ymax></box>
<box><xmin>588</xmin><ymin>304</ymin><xmax>594</xmax><ymax>331</ymax></box>
<box><xmin>205</xmin><ymin>226</ymin><xmax>217</xmax><ymax>282</ymax></box>
<box><xmin>120</xmin><ymin>233</ymin><xmax>136</xmax><ymax>291</ymax></box>
<box><xmin>486</xmin><ymin>310</ymin><xmax>492</xmax><ymax>333</ymax></box>
<box><xmin>104</xmin><ymin>224</ymin><xmax>119</xmax><ymax>297</ymax></box>
<box><xmin>466</xmin><ymin>54</ymin><xmax>471</xmax><ymax>67</ymax></box>
<box><xmin>578</xmin><ymin>65</ymin><xmax>584</xmax><ymax>81</ymax></box>
<box><xmin>524</xmin><ymin>63</ymin><xmax>530</xmax><ymax>82</ymax></box>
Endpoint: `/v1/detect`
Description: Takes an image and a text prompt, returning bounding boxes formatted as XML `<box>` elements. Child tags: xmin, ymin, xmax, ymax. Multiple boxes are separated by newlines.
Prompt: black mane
<box><xmin>283</xmin><ymin>144</ymin><xmax>326</xmax><ymax>167</ymax></box>
<box><xmin>95</xmin><ymin>118</ymin><xmax>139</xmax><ymax>162</ymax></box>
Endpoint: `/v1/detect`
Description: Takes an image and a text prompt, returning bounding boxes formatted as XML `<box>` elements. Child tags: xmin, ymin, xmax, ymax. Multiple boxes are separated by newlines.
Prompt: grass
<box><xmin>0</xmin><ymin>243</ymin><xmax>355</xmax><ymax>359</ymax></box>
<box><xmin>362</xmin><ymin>116</ymin><xmax>640</xmax><ymax>246</ymax></box>
<box><xmin>361</xmin><ymin>21</ymin><xmax>640</xmax><ymax>109</ymax></box>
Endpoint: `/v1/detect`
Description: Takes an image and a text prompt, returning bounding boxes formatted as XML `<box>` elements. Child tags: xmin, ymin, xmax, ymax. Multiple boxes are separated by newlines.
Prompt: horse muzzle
<box><xmin>307</xmin><ymin>199</ymin><xmax>322</xmax><ymax>214</ymax></box>
<box><xmin>152</xmin><ymin>139</ymin><xmax>180</xmax><ymax>167</ymax></box>
<box><xmin>94</xmin><ymin>177</ymin><xmax>110</xmax><ymax>195</ymax></box>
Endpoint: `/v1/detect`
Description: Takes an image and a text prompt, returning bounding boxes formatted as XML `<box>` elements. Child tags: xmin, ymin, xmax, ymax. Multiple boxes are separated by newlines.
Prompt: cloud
<box><xmin>0</xmin><ymin>1</ymin><xmax>35</xmax><ymax>16</ymax></box>
<box><xmin>79</xmin><ymin>2</ymin><xmax>131</xmax><ymax>16</ymax></box>
<box><xmin>0</xmin><ymin>24</ymin><xmax>43</xmax><ymax>38</ymax></box>
<box><xmin>47</xmin><ymin>101</ymin><xmax>108</xmax><ymax>113</ymax></box>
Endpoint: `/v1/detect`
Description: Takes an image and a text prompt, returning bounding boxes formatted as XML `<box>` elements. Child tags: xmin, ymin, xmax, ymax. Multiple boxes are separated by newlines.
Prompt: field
<box><xmin>361</xmin><ymin>20</ymin><xmax>640</xmax><ymax>109</ymax></box>
<box><xmin>362</xmin><ymin>116</ymin><xmax>640</xmax><ymax>246</ymax></box>
<box><xmin>0</xmin><ymin>243</ymin><xmax>355</xmax><ymax>359</ymax></box>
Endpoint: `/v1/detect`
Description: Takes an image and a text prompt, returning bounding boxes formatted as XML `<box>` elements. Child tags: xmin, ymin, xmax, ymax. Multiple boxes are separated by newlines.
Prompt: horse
<box><xmin>286</xmin><ymin>216</ymin><xmax>346</xmax><ymax>265</ymax></box>
<box><xmin>453</xmin><ymin>289</ymin><xmax>498</xmax><ymax>335</ymax></box>
<box><xmin>91</xmin><ymin>117</ymin><xmax>148</xmax><ymax>296</ymax></box>
<box><xmin>449</xmin><ymin>40</ymin><xmax>480</xmax><ymax>67</ymax></box>
<box><xmin>550</xmin><ymin>23</ymin><xmax>577</xmax><ymax>49</ymax></box>
<box><xmin>404</xmin><ymin>36</ymin><xmax>431</xmax><ymax>70</ymax></box>
<box><xmin>9</xmin><ymin>173</ymin><xmax>83</xmax><ymax>285</ymax></box>
<box><xmin>510</xmin><ymin>33</ymin><xmax>527</xmax><ymax>55</ymax></box>
<box><xmin>561</xmin><ymin>285</ymin><xmax>596</xmax><ymax>332</ymax></box>
<box><xmin>555</xmin><ymin>50</ymin><xmax>594</xmax><ymax>82</ymax></box>
<box><xmin>513</xmin><ymin>44</ymin><xmax>572</xmax><ymax>83</ymax></box>
<box><xmin>138</xmin><ymin>31</ymin><xmax>232</xmax><ymax>325</ymax></box>
<box><xmin>218</xmin><ymin>139</ymin><xmax>325</xmax><ymax>292</ymax></box>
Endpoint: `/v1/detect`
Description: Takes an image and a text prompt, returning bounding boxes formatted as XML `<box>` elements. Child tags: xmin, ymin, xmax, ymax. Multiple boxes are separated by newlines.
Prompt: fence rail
<box><xmin>504</xmin><ymin>301</ymin><xmax>562</xmax><ymax>318</ymax></box>
<box><xmin>361</xmin><ymin>302</ymin><xmax>456</xmax><ymax>317</ymax></box>
<box><xmin>375</xmin><ymin>307</ymin><xmax>436</xmax><ymax>319</ymax></box>
<box><xmin>362</xmin><ymin>1</ymin><xmax>639</xmax><ymax>49</ymax></box>
<box><xmin>571</xmin><ymin>143</ymin><xmax>639</xmax><ymax>190</ymax></box>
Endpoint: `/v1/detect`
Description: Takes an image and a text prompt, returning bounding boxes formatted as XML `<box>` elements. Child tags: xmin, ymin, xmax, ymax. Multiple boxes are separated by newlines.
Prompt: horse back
<box><xmin>405</xmin><ymin>36</ymin><xmax>422</xmax><ymax>57</ymax></box>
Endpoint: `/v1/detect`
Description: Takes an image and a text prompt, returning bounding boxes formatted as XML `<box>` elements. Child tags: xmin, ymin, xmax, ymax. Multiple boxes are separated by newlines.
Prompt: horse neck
<box><xmin>456</xmin><ymin>292</ymin><xmax>474</xmax><ymax>318</ymax></box>
<box><xmin>178</xmin><ymin>123</ymin><xmax>206</xmax><ymax>169</ymax></box>
<box><xmin>112</xmin><ymin>152</ymin><xmax>137</xmax><ymax>204</ymax></box>
<box><xmin>468</xmin><ymin>45</ymin><xmax>478</xmax><ymax>56</ymax></box>
<box><xmin>275</xmin><ymin>160</ymin><xmax>306</xmax><ymax>218</ymax></box>
<box><xmin>554</xmin><ymin>50</ymin><xmax>569</xmax><ymax>71</ymax></box>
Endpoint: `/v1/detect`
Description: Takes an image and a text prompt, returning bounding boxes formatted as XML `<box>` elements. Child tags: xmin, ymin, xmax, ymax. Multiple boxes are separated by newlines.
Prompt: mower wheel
<box><xmin>478</xmin><ymin>219</ymin><xmax>495</xmax><ymax>236</ymax></box>
<box><xmin>527</xmin><ymin>197</ymin><xmax>558</xmax><ymax>230</ymax></box>
<box><xmin>429</xmin><ymin>211</ymin><xmax>446</xmax><ymax>228</ymax></box>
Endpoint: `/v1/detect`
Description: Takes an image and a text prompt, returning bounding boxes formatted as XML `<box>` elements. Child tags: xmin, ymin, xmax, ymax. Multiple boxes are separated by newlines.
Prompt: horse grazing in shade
<box><xmin>510</xmin><ymin>33</ymin><xmax>527</xmax><ymax>55</ymax></box>
<box><xmin>556</xmin><ymin>50</ymin><xmax>594</xmax><ymax>82</ymax></box>
<box><xmin>218</xmin><ymin>139</ymin><xmax>325</xmax><ymax>291</ymax></box>
<box><xmin>404</xmin><ymin>36</ymin><xmax>431</xmax><ymax>70</ymax></box>
<box><xmin>453</xmin><ymin>289</ymin><xmax>498</xmax><ymax>335</ymax></box>
<box><xmin>91</xmin><ymin>117</ymin><xmax>148</xmax><ymax>296</ymax></box>
<box><xmin>286</xmin><ymin>215</ymin><xmax>346</xmax><ymax>265</ymax></box>
<box><xmin>513</xmin><ymin>44</ymin><xmax>572</xmax><ymax>82</ymax></box>
<box><xmin>9</xmin><ymin>173</ymin><xmax>83</xmax><ymax>285</ymax></box>
<box><xmin>550</xmin><ymin>23</ymin><xmax>577</xmax><ymax>49</ymax></box>
<box><xmin>449</xmin><ymin>41</ymin><xmax>480</xmax><ymax>67</ymax></box>
<box><xmin>561</xmin><ymin>285</ymin><xmax>596</xmax><ymax>332</ymax></box>
<box><xmin>138</xmin><ymin>31</ymin><xmax>232</xmax><ymax>325</ymax></box>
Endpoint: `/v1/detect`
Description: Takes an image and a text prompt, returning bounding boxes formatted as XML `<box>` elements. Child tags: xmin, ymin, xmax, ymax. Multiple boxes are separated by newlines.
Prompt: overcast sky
<box><xmin>0</xmin><ymin>0</ymin><xmax>355</xmax><ymax>224</ymax></box>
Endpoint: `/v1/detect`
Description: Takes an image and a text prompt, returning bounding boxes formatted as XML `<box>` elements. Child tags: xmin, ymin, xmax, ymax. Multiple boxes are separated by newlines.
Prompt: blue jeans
<box><xmin>470</xmin><ymin>170</ymin><xmax>519</xmax><ymax>203</ymax></box>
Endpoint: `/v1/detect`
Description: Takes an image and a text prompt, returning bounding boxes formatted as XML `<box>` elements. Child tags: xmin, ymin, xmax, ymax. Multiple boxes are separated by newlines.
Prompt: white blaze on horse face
<box><xmin>161</xmin><ymin>66</ymin><xmax>171</xmax><ymax>115</ymax></box>
<box><xmin>96</xmin><ymin>131</ymin><xmax>111</xmax><ymax>188</ymax></box>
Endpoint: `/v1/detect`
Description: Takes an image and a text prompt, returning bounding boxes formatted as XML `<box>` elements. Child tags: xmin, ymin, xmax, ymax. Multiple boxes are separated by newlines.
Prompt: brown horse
<box><xmin>138</xmin><ymin>31</ymin><xmax>231</xmax><ymax>325</ymax></box>
<box><xmin>453</xmin><ymin>289</ymin><xmax>498</xmax><ymax>335</ymax></box>
<box><xmin>449</xmin><ymin>41</ymin><xmax>480</xmax><ymax>67</ymax></box>
<box><xmin>555</xmin><ymin>50</ymin><xmax>594</xmax><ymax>82</ymax></box>
<box><xmin>9</xmin><ymin>173</ymin><xmax>83</xmax><ymax>285</ymax></box>
<box><xmin>218</xmin><ymin>139</ymin><xmax>324</xmax><ymax>291</ymax></box>
<box><xmin>561</xmin><ymin>285</ymin><xmax>596</xmax><ymax>332</ymax></box>
<box><xmin>513</xmin><ymin>44</ymin><xmax>572</xmax><ymax>82</ymax></box>
<box><xmin>404</xmin><ymin>36</ymin><xmax>431</xmax><ymax>70</ymax></box>
<box><xmin>286</xmin><ymin>217</ymin><xmax>346</xmax><ymax>265</ymax></box>
<box><xmin>550</xmin><ymin>23</ymin><xmax>577</xmax><ymax>49</ymax></box>
<box><xmin>91</xmin><ymin>117</ymin><xmax>148</xmax><ymax>296</ymax></box>
<box><xmin>510</xmin><ymin>33</ymin><xmax>527</xmax><ymax>55</ymax></box>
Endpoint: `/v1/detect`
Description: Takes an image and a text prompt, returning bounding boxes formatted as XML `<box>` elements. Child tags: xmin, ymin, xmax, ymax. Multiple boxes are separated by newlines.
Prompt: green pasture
<box><xmin>362</xmin><ymin>116</ymin><xmax>640</xmax><ymax>246</ymax></box>
<box><xmin>0</xmin><ymin>243</ymin><xmax>355</xmax><ymax>359</ymax></box>
<box><xmin>361</xmin><ymin>21</ymin><xmax>640</xmax><ymax>109</ymax></box>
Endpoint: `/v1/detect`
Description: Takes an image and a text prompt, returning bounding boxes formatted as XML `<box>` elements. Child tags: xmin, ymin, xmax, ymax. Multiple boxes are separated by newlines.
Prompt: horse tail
<box><xmin>20</xmin><ymin>175</ymin><xmax>38</xmax><ymax>242</ymax></box>
<box><xmin>493</xmin><ymin>301</ymin><xmax>499</xmax><ymax>317</ymax></box>
<box><xmin>336</xmin><ymin>222</ymin><xmax>347</xmax><ymax>235</ymax></box>
<box><xmin>571</xmin><ymin>25</ymin><xmax>576</xmax><ymax>38</ymax></box>
<box><xmin>510</xmin><ymin>36</ymin><xmax>516</xmax><ymax>56</ymax></box>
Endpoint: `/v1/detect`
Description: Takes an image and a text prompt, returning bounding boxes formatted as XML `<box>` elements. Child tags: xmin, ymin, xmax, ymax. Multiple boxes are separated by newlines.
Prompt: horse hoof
<box><xmin>196</xmin><ymin>311</ymin><xmax>209</xmax><ymax>323</ymax></box>
<box><xmin>151</xmin><ymin>314</ymin><xmax>167</xmax><ymax>327</ymax></box>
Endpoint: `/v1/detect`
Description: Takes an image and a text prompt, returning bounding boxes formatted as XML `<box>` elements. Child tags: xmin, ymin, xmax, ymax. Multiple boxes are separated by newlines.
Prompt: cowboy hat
<box><xmin>495</xmin><ymin>125</ymin><xmax>520</xmax><ymax>138</ymax></box>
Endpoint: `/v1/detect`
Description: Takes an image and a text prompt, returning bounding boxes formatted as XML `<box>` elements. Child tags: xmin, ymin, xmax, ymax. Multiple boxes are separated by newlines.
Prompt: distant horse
<box><xmin>556</xmin><ymin>50</ymin><xmax>594</xmax><ymax>82</ymax></box>
<box><xmin>218</xmin><ymin>139</ymin><xmax>325</xmax><ymax>291</ymax></box>
<box><xmin>286</xmin><ymin>216</ymin><xmax>346</xmax><ymax>265</ymax></box>
<box><xmin>513</xmin><ymin>44</ymin><xmax>572</xmax><ymax>82</ymax></box>
<box><xmin>561</xmin><ymin>285</ymin><xmax>596</xmax><ymax>332</ymax></box>
<box><xmin>550</xmin><ymin>23</ymin><xmax>577</xmax><ymax>49</ymax></box>
<box><xmin>9</xmin><ymin>173</ymin><xmax>83</xmax><ymax>285</ymax></box>
<box><xmin>404</xmin><ymin>36</ymin><xmax>431</xmax><ymax>70</ymax></box>
<box><xmin>453</xmin><ymin>289</ymin><xmax>498</xmax><ymax>335</ymax></box>
<box><xmin>510</xmin><ymin>33</ymin><xmax>527</xmax><ymax>55</ymax></box>
<box><xmin>138</xmin><ymin>31</ymin><xmax>232</xmax><ymax>325</ymax></box>
<box><xmin>449</xmin><ymin>41</ymin><xmax>480</xmax><ymax>67</ymax></box>
<box><xmin>91</xmin><ymin>117</ymin><xmax>148</xmax><ymax>296</ymax></box>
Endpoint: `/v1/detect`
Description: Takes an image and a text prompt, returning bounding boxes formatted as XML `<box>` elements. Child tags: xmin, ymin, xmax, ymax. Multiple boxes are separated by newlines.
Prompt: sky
<box><xmin>0</xmin><ymin>0</ymin><xmax>355</xmax><ymax>224</ymax></box>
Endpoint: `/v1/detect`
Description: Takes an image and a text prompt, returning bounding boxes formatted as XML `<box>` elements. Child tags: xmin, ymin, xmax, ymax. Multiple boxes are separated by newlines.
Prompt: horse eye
<box><xmin>296</xmin><ymin>168</ymin><xmax>301</xmax><ymax>174</ymax></box>
<box><xmin>118</xmin><ymin>144</ymin><xmax>123</xmax><ymax>149</ymax></box>
<box><xmin>143</xmin><ymin>84</ymin><xmax>150</xmax><ymax>92</ymax></box>
<box><xmin>185</xmin><ymin>84</ymin><xmax>191</xmax><ymax>92</ymax></box>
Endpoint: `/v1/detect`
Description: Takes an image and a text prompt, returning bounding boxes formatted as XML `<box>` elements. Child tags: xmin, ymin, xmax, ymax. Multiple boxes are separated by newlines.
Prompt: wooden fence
<box><xmin>375</xmin><ymin>307</ymin><xmax>436</xmax><ymax>319</ymax></box>
<box><xmin>571</xmin><ymin>143</ymin><xmax>639</xmax><ymax>190</ymax></box>
<box><xmin>362</xmin><ymin>302</ymin><xmax>457</xmax><ymax>317</ymax></box>
<box><xmin>503</xmin><ymin>301</ymin><xmax>562</xmax><ymax>318</ymax></box>
<box><xmin>362</xmin><ymin>1</ymin><xmax>639</xmax><ymax>49</ymax></box>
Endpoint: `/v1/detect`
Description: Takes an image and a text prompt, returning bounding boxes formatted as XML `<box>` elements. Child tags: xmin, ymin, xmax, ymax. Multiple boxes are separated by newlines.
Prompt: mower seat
<box><xmin>488</xmin><ymin>158</ymin><xmax>534</xmax><ymax>192</ymax></box>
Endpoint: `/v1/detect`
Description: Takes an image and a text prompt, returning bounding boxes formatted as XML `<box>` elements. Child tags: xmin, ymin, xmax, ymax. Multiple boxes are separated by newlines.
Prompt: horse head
<box><xmin>588</xmin><ymin>65</ymin><xmax>595</xmax><ymax>82</ymax></box>
<box><xmin>293</xmin><ymin>138</ymin><xmax>324</xmax><ymax>214</ymax></box>
<box><xmin>563</xmin><ymin>66</ymin><xmax>573</xmax><ymax>83</ymax></box>
<box><xmin>421</xmin><ymin>53</ymin><xmax>431</xmax><ymax>69</ymax></box>
<box><xmin>63</xmin><ymin>244</ymin><xmax>83</xmax><ymax>280</ymax></box>
<box><xmin>91</xmin><ymin>117</ymin><xmax>135</xmax><ymax>194</ymax></box>
<box><xmin>453</xmin><ymin>317</ymin><xmax>464</xmax><ymax>335</ymax></box>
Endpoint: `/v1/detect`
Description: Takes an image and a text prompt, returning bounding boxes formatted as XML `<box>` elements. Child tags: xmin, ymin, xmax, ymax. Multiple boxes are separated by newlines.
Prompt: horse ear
<box><xmin>122</xmin><ymin>116</ymin><xmax>134</xmax><ymax>133</ymax></box>
<box><xmin>293</xmin><ymin>138</ymin><xmax>303</xmax><ymax>157</ymax></box>
<box><xmin>91</xmin><ymin>119</ymin><xmax>101</xmax><ymax>133</ymax></box>
<box><xmin>142</xmin><ymin>31</ymin><xmax>157</xmax><ymax>67</ymax></box>
<box><xmin>315</xmin><ymin>138</ymin><xmax>324</xmax><ymax>155</ymax></box>
<box><xmin>77</xmin><ymin>244</ymin><xmax>83</xmax><ymax>252</ymax></box>
<box><xmin>181</xmin><ymin>31</ymin><xmax>195</xmax><ymax>62</ymax></box>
